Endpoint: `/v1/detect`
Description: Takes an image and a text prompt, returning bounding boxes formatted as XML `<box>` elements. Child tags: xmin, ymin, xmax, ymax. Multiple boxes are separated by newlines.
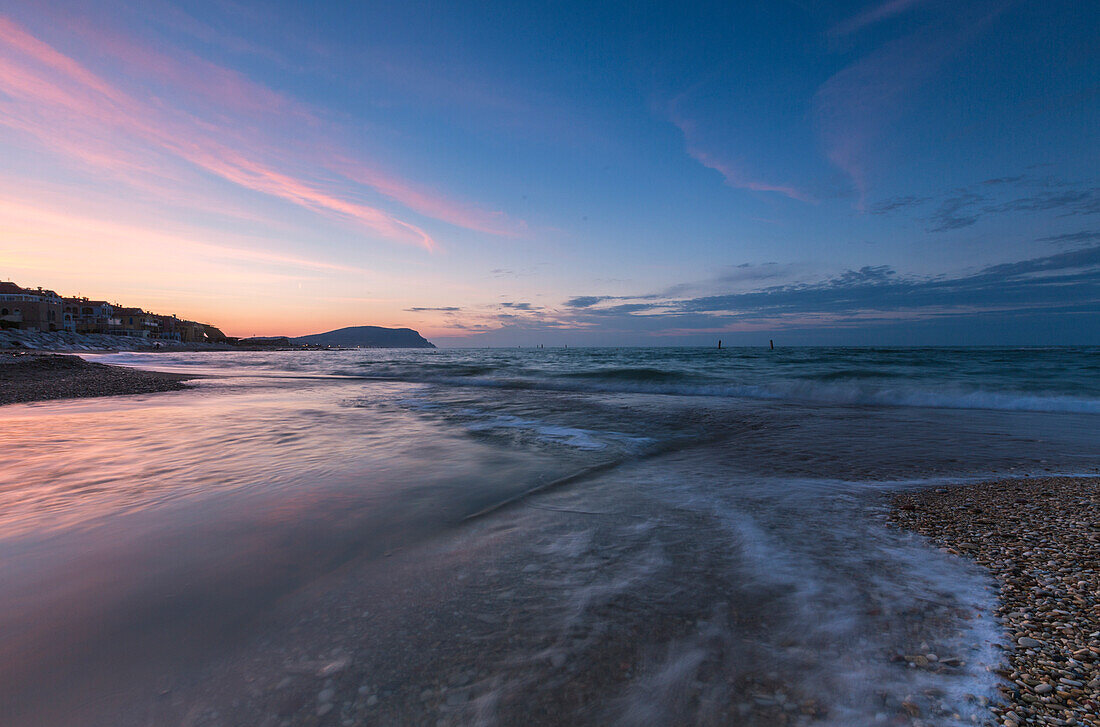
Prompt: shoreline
<box><xmin>4</xmin><ymin>347</ymin><xmax>1097</xmax><ymax>723</ymax></box>
<box><xmin>0</xmin><ymin>328</ymin><xmax>233</xmax><ymax>353</ymax></box>
<box><xmin>0</xmin><ymin>352</ymin><xmax>197</xmax><ymax>406</ymax></box>
<box><xmin>889</xmin><ymin>476</ymin><xmax>1100</xmax><ymax>727</ymax></box>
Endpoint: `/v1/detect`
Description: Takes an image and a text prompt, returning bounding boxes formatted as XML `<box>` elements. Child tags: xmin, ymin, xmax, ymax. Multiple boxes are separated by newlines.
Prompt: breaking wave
<box><xmin>560</xmin><ymin>367</ymin><xmax>695</xmax><ymax>382</ymax></box>
<box><xmin>381</xmin><ymin>375</ymin><xmax>1100</xmax><ymax>413</ymax></box>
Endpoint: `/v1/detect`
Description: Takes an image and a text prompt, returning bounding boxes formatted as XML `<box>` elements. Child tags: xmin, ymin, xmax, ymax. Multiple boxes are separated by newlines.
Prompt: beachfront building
<box><xmin>155</xmin><ymin>315</ymin><xmax>182</xmax><ymax>342</ymax></box>
<box><xmin>110</xmin><ymin>307</ymin><xmax>160</xmax><ymax>338</ymax></box>
<box><xmin>3</xmin><ymin>279</ymin><xmax>226</xmax><ymax>343</ymax></box>
<box><xmin>61</xmin><ymin>301</ymin><xmax>76</xmax><ymax>331</ymax></box>
<box><xmin>0</xmin><ymin>282</ymin><xmax>64</xmax><ymax>332</ymax></box>
<box><xmin>154</xmin><ymin>315</ymin><xmax>208</xmax><ymax>343</ymax></box>
<box><xmin>63</xmin><ymin>298</ymin><xmax>115</xmax><ymax>333</ymax></box>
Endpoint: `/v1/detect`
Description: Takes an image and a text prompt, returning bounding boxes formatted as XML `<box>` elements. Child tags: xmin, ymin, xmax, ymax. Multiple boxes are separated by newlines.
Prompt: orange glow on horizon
<box><xmin>0</xmin><ymin>195</ymin><xmax>487</xmax><ymax>339</ymax></box>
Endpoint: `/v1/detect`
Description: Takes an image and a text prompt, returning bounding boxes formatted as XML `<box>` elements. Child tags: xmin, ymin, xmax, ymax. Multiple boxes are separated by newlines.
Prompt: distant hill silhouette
<box><xmin>292</xmin><ymin>326</ymin><xmax>435</xmax><ymax>348</ymax></box>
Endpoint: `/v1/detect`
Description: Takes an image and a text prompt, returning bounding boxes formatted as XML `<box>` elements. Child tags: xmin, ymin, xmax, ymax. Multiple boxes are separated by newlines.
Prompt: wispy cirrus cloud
<box><xmin>814</xmin><ymin>2</ymin><xmax>1006</xmax><ymax>209</ymax></box>
<box><xmin>667</xmin><ymin>104</ymin><xmax>811</xmax><ymax>202</ymax></box>
<box><xmin>0</xmin><ymin>15</ymin><xmax>523</xmax><ymax>248</ymax></box>
<box><xmin>0</xmin><ymin>15</ymin><xmax>433</xmax><ymax>248</ymax></box>
<box><xmin>813</xmin><ymin>29</ymin><xmax>955</xmax><ymax>209</ymax></box>
<box><xmin>0</xmin><ymin>195</ymin><xmax>366</xmax><ymax>275</ymax></box>
<box><xmin>828</xmin><ymin>0</ymin><xmax>930</xmax><ymax>38</ymax></box>
<box><xmin>333</xmin><ymin>160</ymin><xmax>525</xmax><ymax>237</ymax></box>
<box><xmin>70</xmin><ymin>18</ymin><xmax>312</xmax><ymax>121</ymax></box>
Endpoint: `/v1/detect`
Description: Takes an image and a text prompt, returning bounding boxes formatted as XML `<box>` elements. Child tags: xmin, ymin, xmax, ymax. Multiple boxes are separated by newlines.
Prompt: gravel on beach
<box><xmin>890</xmin><ymin>477</ymin><xmax>1100</xmax><ymax>727</ymax></box>
<box><xmin>0</xmin><ymin>351</ymin><xmax>194</xmax><ymax>405</ymax></box>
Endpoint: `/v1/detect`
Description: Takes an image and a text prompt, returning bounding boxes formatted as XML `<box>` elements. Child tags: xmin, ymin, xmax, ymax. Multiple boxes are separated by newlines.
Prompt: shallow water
<box><xmin>0</xmin><ymin>347</ymin><xmax>1098</xmax><ymax>725</ymax></box>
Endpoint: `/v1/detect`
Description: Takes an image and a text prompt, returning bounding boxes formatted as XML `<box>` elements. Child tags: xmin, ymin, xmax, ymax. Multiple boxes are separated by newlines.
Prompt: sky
<box><xmin>0</xmin><ymin>0</ymin><xmax>1097</xmax><ymax>345</ymax></box>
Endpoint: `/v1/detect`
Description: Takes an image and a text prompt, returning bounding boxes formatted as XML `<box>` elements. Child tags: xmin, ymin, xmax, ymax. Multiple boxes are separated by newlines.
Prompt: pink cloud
<box><xmin>669</xmin><ymin>109</ymin><xmax>812</xmax><ymax>203</ymax></box>
<box><xmin>815</xmin><ymin>2</ymin><xmax>1009</xmax><ymax>209</ymax></box>
<box><xmin>333</xmin><ymin>159</ymin><xmax>526</xmax><ymax>237</ymax></box>
<box><xmin>828</xmin><ymin>0</ymin><xmax>928</xmax><ymax>38</ymax></box>
<box><xmin>0</xmin><ymin>15</ymin><xmax>522</xmax><ymax>247</ymax></box>
<box><xmin>682</xmin><ymin>145</ymin><xmax>814</xmax><ymax>202</ymax></box>
<box><xmin>0</xmin><ymin>195</ymin><xmax>368</xmax><ymax>275</ymax></box>
<box><xmin>190</xmin><ymin>150</ymin><xmax>436</xmax><ymax>249</ymax></box>
<box><xmin>814</xmin><ymin>29</ymin><xmax>953</xmax><ymax>209</ymax></box>
<box><xmin>0</xmin><ymin>16</ymin><xmax>431</xmax><ymax>247</ymax></box>
<box><xmin>85</xmin><ymin>26</ymin><xmax>309</xmax><ymax>120</ymax></box>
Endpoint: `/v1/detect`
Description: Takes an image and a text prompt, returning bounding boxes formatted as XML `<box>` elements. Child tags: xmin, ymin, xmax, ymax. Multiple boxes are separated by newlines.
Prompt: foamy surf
<box><xmin>426</xmin><ymin>465</ymin><xmax>1005</xmax><ymax>726</ymax></box>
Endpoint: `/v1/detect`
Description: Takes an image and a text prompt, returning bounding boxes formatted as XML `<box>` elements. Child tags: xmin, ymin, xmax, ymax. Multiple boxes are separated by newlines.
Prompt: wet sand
<box><xmin>8</xmin><ymin>454</ymin><xmax>1008</xmax><ymax>727</ymax></box>
<box><xmin>890</xmin><ymin>477</ymin><xmax>1100</xmax><ymax>727</ymax></box>
<box><xmin>0</xmin><ymin>352</ymin><xmax>194</xmax><ymax>405</ymax></box>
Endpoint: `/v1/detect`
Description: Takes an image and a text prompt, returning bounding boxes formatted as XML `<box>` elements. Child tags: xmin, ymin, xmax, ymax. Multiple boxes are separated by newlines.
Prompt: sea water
<box><xmin>1</xmin><ymin>346</ymin><xmax>1097</xmax><ymax>725</ymax></box>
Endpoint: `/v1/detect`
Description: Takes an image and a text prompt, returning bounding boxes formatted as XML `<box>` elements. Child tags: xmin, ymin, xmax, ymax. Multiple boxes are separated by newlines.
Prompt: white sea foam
<box><xmin>465</xmin><ymin>415</ymin><xmax>611</xmax><ymax>450</ymax></box>
<box><xmin>395</xmin><ymin>397</ymin><xmax>654</xmax><ymax>452</ymax></box>
<box><xmin>457</xmin><ymin>466</ymin><xmax>1006</xmax><ymax>726</ymax></box>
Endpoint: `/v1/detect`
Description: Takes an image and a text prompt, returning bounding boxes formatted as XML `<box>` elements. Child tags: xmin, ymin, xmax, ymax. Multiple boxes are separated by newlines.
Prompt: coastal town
<box><xmin>0</xmin><ymin>280</ymin><xmax>227</xmax><ymax>343</ymax></box>
<box><xmin>0</xmin><ymin>279</ymin><xmax>434</xmax><ymax>352</ymax></box>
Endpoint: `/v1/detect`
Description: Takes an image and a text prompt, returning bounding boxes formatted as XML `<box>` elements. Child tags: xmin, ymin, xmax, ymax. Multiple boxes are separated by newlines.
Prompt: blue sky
<box><xmin>0</xmin><ymin>0</ymin><xmax>1097</xmax><ymax>343</ymax></box>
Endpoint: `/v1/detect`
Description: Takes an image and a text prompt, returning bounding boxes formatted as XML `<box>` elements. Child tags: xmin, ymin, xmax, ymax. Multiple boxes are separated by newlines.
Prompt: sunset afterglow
<box><xmin>1</xmin><ymin>1</ymin><xmax>1097</xmax><ymax>343</ymax></box>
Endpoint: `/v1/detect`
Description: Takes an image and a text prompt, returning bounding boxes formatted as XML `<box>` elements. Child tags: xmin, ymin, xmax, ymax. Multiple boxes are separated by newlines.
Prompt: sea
<box><xmin>1</xmin><ymin>346</ymin><xmax>1098</xmax><ymax>726</ymax></box>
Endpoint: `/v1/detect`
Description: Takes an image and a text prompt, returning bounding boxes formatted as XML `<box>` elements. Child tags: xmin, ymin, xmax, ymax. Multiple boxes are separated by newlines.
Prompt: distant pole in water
<box><xmin>718</xmin><ymin>339</ymin><xmax>722</xmax><ymax>349</ymax></box>
<box><xmin>770</xmin><ymin>339</ymin><xmax>774</xmax><ymax>350</ymax></box>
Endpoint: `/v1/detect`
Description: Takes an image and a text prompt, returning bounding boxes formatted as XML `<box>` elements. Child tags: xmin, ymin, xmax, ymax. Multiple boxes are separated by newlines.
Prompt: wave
<box><xmin>340</xmin><ymin>364</ymin><xmax>500</xmax><ymax>378</ymax></box>
<box><xmin>385</xmin><ymin>374</ymin><xmax>1100</xmax><ymax>414</ymax></box>
<box><xmin>385</xmin><ymin>398</ymin><xmax>655</xmax><ymax>452</ymax></box>
<box><xmin>92</xmin><ymin>350</ymin><xmax>1100</xmax><ymax>414</ymax></box>
<box><xmin>778</xmin><ymin>382</ymin><xmax>1100</xmax><ymax>414</ymax></box>
<box><xmin>796</xmin><ymin>369</ymin><xmax>904</xmax><ymax>381</ymax></box>
<box><xmin>560</xmin><ymin>367</ymin><xmax>692</xmax><ymax>382</ymax></box>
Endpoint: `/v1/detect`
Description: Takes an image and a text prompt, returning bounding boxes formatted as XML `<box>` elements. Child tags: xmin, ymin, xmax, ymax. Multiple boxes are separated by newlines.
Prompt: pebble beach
<box><xmin>891</xmin><ymin>478</ymin><xmax>1100</xmax><ymax>727</ymax></box>
<box><xmin>0</xmin><ymin>351</ymin><xmax>194</xmax><ymax>405</ymax></box>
